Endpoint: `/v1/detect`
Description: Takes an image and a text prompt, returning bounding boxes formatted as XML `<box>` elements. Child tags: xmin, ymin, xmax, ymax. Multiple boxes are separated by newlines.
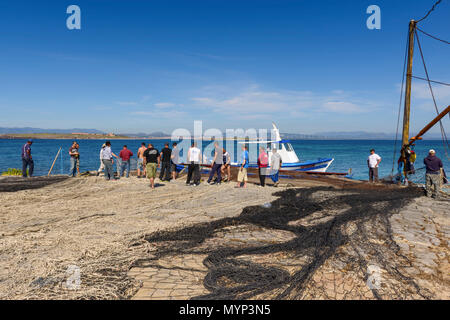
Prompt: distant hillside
<box><xmin>281</xmin><ymin>133</ymin><xmax>326</xmax><ymax>140</ymax></box>
<box><xmin>1</xmin><ymin>127</ymin><xmax>443</xmax><ymax>140</ymax></box>
<box><xmin>0</xmin><ymin>127</ymin><xmax>105</xmax><ymax>134</ymax></box>
<box><xmin>121</xmin><ymin>131</ymin><xmax>171</xmax><ymax>138</ymax></box>
<box><xmin>281</xmin><ymin>131</ymin><xmax>444</xmax><ymax>140</ymax></box>
<box><xmin>316</xmin><ymin>131</ymin><xmax>443</xmax><ymax>140</ymax></box>
<box><xmin>316</xmin><ymin>131</ymin><xmax>396</xmax><ymax>140</ymax></box>
<box><xmin>0</xmin><ymin>127</ymin><xmax>173</xmax><ymax>138</ymax></box>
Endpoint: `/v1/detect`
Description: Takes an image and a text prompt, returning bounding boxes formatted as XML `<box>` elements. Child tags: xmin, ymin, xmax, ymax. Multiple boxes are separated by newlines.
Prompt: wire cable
<box><xmin>415</xmin><ymin>30</ymin><xmax>450</xmax><ymax>160</ymax></box>
<box><xmin>417</xmin><ymin>27</ymin><xmax>450</xmax><ymax>45</ymax></box>
<box><xmin>416</xmin><ymin>0</ymin><xmax>443</xmax><ymax>23</ymax></box>
<box><xmin>391</xmin><ymin>30</ymin><xmax>410</xmax><ymax>176</ymax></box>
<box><xmin>411</xmin><ymin>75</ymin><xmax>450</xmax><ymax>86</ymax></box>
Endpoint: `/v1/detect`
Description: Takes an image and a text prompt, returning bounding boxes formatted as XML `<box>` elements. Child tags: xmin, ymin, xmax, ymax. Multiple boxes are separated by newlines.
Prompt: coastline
<box><xmin>1</xmin><ymin>134</ymin><xmax>445</xmax><ymax>141</ymax></box>
<box><xmin>0</xmin><ymin>134</ymin><xmax>172</xmax><ymax>140</ymax></box>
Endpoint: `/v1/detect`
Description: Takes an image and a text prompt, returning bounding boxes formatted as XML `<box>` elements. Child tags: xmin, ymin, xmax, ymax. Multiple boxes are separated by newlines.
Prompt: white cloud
<box><xmin>412</xmin><ymin>82</ymin><xmax>450</xmax><ymax>102</ymax></box>
<box><xmin>191</xmin><ymin>85</ymin><xmax>370</xmax><ymax>116</ymax></box>
<box><xmin>116</xmin><ymin>101</ymin><xmax>138</xmax><ymax>106</ymax></box>
<box><xmin>322</xmin><ymin>101</ymin><xmax>362</xmax><ymax>113</ymax></box>
<box><xmin>130</xmin><ymin>110</ymin><xmax>186</xmax><ymax>118</ymax></box>
<box><xmin>154</xmin><ymin>102</ymin><xmax>176</xmax><ymax>108</ymax></box>
<box><xmin>115</xmin><ymin>96</ymin><xmax>152</xmax><ymax>107</ymax></box>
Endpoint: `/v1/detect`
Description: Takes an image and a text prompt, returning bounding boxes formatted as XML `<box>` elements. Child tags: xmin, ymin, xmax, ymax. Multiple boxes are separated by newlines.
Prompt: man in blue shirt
<box><xmin>21</xmin><ymin>139</ymin><xmax>34</xmax><ymax>177</ymax></box>
<box><xmin>236</xmin><ymin>145</ymin><xmax>249</xmax><ymax>188</ymax></box>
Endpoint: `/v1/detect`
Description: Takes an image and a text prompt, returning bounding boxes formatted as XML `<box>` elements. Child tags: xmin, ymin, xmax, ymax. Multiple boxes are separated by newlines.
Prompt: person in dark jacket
<box><xmin>423</xmin><ymin>149</ymin><xmax>443</xmax><ymax>199</ymax></box>
<box><xmin>21</xmin><ymin>139</ymin><xmax>34</xmax><ymax>177</ymax></box>
<box><xmin>159</xmin><ymin>143</ymin><xmax>172</xmax><ymax>181</ymax></box>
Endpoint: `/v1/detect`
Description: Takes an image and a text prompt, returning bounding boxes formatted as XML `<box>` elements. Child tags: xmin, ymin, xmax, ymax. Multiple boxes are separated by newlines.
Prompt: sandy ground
<box><xmin>0</xmin><ymin>174</ymin><xmax>448</xmax><ymax>300</ymax></box>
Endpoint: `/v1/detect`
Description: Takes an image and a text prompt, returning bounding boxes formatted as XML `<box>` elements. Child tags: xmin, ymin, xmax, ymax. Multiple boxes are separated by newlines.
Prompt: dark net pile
<box><xmin>137</xmin><ymin>185</ymin><xmax>434</xmax><ymax>300</ymax></box>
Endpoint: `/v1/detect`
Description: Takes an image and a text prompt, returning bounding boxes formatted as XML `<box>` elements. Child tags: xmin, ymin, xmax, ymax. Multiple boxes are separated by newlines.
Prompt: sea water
<box><xmin>0</xmin><ymin>139</ymin><xmax>448</xmax><ymax>182</ymax></box>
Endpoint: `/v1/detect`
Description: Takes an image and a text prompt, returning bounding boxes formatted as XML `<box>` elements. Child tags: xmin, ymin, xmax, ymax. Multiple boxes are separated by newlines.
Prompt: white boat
<box><xmin>234</xmin><ymin>123</ymin><xmax>334</xmax><ymax>173</ymax></box>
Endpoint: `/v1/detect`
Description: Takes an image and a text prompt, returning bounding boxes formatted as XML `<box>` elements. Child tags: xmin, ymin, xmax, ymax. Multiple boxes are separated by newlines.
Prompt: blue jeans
<box><xmin>103</xmin><ymin>159</ymin><xmax>114</xmax><ymax>180</ymax></box>
<box><xmin>120</xmin><ymin>160</ymin><xmax>130</xmax><ymax>178</ymax></box>
<box><xmin>69</xmin><ymin>157</ymin><xmax>77</xmax><ymax>177</ymax></box>
<box><xmin>397</xmin><ymin>162</ymin><xmax>405</xmax><ymax>184</ymax></box>
<box><xmin>207</xmin><ymin>163</ymin><xmax>222</xmax><ymax>183</ymax></box>
<box><xmin>22</xmin><ymin>158</ymin><xmax>34</xmax><ymax>177</ymax></box>
<box><xmin>270</xmin><ymin>171</ymin><xmax>279</xmax><ymax>183</ymax></box>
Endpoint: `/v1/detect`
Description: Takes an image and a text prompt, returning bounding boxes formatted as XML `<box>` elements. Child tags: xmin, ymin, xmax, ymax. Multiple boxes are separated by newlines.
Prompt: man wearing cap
<box><xmin>424</xmin><ymin>149</ymin><xmax>443</xmax><ymax>199</ymax></box>
<box><xmin>21</xmin><ymin>139</ymin><xmax>34</xmax><ymax>177</ymax></box>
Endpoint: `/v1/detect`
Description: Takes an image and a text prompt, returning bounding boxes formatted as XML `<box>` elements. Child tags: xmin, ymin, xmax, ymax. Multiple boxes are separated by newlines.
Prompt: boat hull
<box><xmin>231</xmin><ymin>158</ymin><xmax>334</xmax><ymax>173</ymax></box>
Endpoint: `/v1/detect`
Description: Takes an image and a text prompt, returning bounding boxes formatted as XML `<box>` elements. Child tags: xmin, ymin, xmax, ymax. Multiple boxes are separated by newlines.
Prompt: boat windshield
<box><xmin>286</xmin><ymin>143</ymin><xmax>294</xmax><ymax>152</ymax></box>
<box><xmin>267</xmin><ymin>142</ymin><xmax>280</xmax><ymax>151</ymax></box>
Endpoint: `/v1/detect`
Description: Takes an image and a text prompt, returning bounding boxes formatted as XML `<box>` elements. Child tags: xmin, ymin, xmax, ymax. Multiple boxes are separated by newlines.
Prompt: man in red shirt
<box><xmin>119</xmin><ymin>145</ymin><xmax>134</xmax><ymax>178</ymax></box>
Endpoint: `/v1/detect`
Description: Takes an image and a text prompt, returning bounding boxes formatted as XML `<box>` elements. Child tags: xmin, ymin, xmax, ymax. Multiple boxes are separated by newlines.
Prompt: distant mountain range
<box><xmin>0</xmin><ymin>127</ymin><xmax>170</xmax><ymax>138</ymax></box>
<box><xmin>0</xmin><ymin>127</ymin><xmax>104</xmax><ymax>134</ymax></box>
<box><xmin>282</xmin><ymin>131</ymin><xmax>444</xmax><ymax>140</ymax></box>
<box><xmin>0</xmin><ymin>127</ymin><xmax>444</xmax><ymax>140</ymax></box>
<box><xmin>121</xmin><ymin>131</ymin><xmax>170</xmax><ymax>138</ymax></box>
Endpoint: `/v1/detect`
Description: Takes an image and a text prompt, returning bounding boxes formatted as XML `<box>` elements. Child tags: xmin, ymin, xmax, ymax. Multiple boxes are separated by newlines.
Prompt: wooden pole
<box><xmin>402</xmin><ymin>20</ymin><xmax>417</xmax><ymax>148</ymax></box>
<box><xmin>48</xmin><ymin>147</ymin><xmax>62</xmax><ymax>176</ymax></box>
<box><xmin>409</xmin><ymin>105</ymin><xmax>450</xmax><ymax>144</ymax></box>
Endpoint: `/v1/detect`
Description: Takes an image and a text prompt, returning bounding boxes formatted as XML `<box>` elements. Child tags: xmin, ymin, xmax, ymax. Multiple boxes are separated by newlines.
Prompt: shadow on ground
<box><xmin>137</xmin><ymin>185</ymin><xmax>428</xmax><ymax>300</ymax></box>
<box><xmin>0</xmin><ymin>176</ymin><xmax>69</xmax><ymax>192</ymax></box>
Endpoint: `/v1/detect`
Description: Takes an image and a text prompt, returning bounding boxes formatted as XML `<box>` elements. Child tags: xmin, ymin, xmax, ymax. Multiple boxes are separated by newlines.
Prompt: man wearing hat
<box><xmin>21</xmin><ymin>139</ymin><xmax>34</xmax><ymax>177</ymax></box>
<box><xmin>423</xmin><ymin>149</ymin><xmax>443</xmax><ymax>199</ymax></box>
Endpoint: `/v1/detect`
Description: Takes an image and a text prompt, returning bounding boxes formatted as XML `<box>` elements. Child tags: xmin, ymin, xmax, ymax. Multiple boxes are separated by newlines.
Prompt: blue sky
<box><xmin>0</xmin><ymin>0</ymin><xmax>449</xmax><ymax>134</ymax></box>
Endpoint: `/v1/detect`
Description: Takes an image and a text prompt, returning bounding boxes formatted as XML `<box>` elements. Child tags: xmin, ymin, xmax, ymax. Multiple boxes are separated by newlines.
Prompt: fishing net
<box><xmin>137</xmin><ymin>184</ymin><xmax>442</xmax><ymax>300</ymax></box>
<box><xmin>382</xmin><ymin>166</ymin><xmax>449</xmax><ymax>195</ymax></box>
<box><xmin>1</xmin><ymin>175</ymin><xmax>446</xmax><ymax>300</ymax></box>
<box><xmin>0</xmin><ymin>176</ymin><xmax>69</xmax><ymax>192</ymax></box>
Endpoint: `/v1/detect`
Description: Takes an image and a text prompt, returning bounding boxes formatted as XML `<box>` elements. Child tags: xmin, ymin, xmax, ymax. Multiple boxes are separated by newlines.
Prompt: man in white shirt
<box><xmin>367</xmin><ymin>149</ymin><xmax>381</xmax><ymax>183</ymax></box>
<box><xmin>97</xmin><ymin>143</ymin><xmax>106</xmax><ymax>176</ymax></box>
<box><xmin>269</xmin><ymin>148</ymin><xmax>282</xmax><ymax>186</ymax></box>
<box><xmin>186</xmin><ymin>142</ymin><xmax>201</xmax><ymax>186</ymax></box>
<box><xmin>101</xmin><ymin>141</ymin><xmax>119</xmax><ymax>181</ymax></box>
<box><xmin>171</xmin><ymin>142</ymin><xmax>180</xmax><ymax>181</ymax></box>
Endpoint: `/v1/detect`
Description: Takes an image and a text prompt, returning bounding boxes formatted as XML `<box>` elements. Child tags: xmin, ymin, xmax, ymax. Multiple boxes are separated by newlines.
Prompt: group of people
<box><xmin>367</xmin><ymin>148</ymin><xmax>446</xmax><ymax>199</ymax></box>
<box><xmin>93</xmin><ymin>141</ymin><xmax>283</xmax><ymax>190</ymax></box>
<box><xmin>184</xmin><ymin>142</ymin><xmax>283</xmax><ymax>189</ymax></box>
<box><xmin>18</xmin><ymin>140</ymin><xmax>445</xmax><ymax>199</ymax></box>
<box><xmin>96</xmin><ymin>141</ymin><xmax>181</xmax><ymax>188</ymax></box>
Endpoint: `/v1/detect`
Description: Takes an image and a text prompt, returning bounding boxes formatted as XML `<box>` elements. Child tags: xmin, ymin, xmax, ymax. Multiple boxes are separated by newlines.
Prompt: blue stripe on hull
<box><xmin>294</xmin><ymin>164</ymin><xmax>328</xmax><ymax>171</ymax></box>
<box><xmin>229</xmin><ymin>158</ymin><xmax>333</xmax><ymax>172</ymax></box>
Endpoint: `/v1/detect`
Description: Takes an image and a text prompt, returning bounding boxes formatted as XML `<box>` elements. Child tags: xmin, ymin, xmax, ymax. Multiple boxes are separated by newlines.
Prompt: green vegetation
<box><xmin>1</xmin><ymin>168</ymin><xmax>24</xmax><ymax>176</ymax></box>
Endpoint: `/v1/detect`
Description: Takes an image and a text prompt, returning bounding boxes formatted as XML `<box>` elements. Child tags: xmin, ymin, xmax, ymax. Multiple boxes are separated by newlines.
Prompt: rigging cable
<box><xmin>416</xmin><ymin>27</ymin><xmax>450</xmax><ymax>45</ymax></box>
<box><xmin>411</xmin><ymin>75</ymin><xmax>450</xmax><ymax>87</ymax></box>
<box><xmin>391</xmin><ymin>29</ymin><xmax>409</xmax><ymax>176</ymax></box>
<box><xmin>414</xmin><ymin>30</ymin><xmax>450</xmax><ymax>160</ymax></box>
<box><xmin>416</xmin><ymin>0</ymin><xmax>443</xmax><ymax>23</ymax></box>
